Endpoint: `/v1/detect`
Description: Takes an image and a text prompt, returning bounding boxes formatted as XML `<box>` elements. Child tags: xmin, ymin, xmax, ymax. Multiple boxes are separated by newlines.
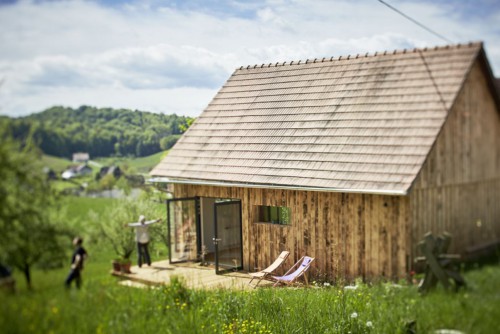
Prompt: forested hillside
<box><xmin>2</xmin><ymin>106</ymin><xmax>194</xmax><ymax>158</ymax></box>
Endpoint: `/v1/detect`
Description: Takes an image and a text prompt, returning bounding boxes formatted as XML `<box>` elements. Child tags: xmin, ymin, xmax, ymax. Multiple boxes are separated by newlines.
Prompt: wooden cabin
<box><xmin>151</xmin><ymin>42</ymin><xmax>500</xmax><ymax>280</ymax></box>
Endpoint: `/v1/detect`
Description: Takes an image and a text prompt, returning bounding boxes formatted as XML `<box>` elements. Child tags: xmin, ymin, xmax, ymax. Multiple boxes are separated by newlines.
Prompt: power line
<box><xmin>378</xmin><ymin>0</ymin><xmax>453</xmax><ymax>44</ymax></box>
<box><xmin>418</xmin><ymin>50</ymin><xmax>447</xmax><ymax>112</ymax></box>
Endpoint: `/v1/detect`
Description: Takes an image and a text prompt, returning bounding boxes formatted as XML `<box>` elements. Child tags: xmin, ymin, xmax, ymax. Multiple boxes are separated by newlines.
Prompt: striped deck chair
<box><xmin>248</xmin><ymin>251</ymin><xmax>290</xmax><ymax>288</ymax></box>
<box><xmin>272</xmin><ymin>256</ymin><xmax>315</xmax><ymax>287</ymax></box>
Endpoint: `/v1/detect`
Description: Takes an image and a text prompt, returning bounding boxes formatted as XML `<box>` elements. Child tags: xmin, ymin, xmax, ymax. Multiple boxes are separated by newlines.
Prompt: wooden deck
<box><xmin>111</xmin><ymin>260</ymin><xmax>259</xmax><ymax>290</ymax></box>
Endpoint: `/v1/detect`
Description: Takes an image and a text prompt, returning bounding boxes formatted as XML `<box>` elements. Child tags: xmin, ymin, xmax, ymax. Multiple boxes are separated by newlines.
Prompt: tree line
<box><xmin>1</xmin><ymin>105</ymin><xmax>194</xmax><ymax>158</ymax></box>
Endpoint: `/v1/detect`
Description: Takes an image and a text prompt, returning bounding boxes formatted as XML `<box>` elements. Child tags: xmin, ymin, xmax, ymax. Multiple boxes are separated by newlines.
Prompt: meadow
<box><xmin>2</xmin><ymin>195</ymin><xmax>500</xmax><ymax>334</ymax></box>
<box><xmin>41</xmin><ymin>150</ymin><xmax>168</xmax><ymax>194</ymax></box>
<box><xmin>94</xmin><ymin>151</ymin><xmax>168</xmax><ymax>174</ymax></box>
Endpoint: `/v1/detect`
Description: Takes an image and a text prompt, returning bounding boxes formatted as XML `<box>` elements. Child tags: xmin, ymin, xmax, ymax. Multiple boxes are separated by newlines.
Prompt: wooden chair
<box><xmin>271</xmin><ymin>256</ymin><xmax>315</xmax><ymax>287</ymax></box>
<box><xmin>248</xmin><ymin>251</ymin><xmax>290</xmax><ymax>288</ymax></box>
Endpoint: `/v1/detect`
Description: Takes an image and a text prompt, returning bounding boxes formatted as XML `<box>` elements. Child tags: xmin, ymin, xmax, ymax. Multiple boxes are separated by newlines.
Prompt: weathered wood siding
<box><xmin>410</xmin><ymin>59</ymin><xmax>500</xmax><ymax>259</ymax></box>
<box><xmin>173</xmin><ymin>184</ymin><xmax>410</xmax><ymax>280</ymax></box>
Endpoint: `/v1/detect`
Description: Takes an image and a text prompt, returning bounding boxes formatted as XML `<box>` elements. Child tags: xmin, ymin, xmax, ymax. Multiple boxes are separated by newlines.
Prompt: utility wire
<box><xmin>418</xmin><ymin>50</ymin><xmax>447</xmax><ymax>111</ymax></box>
<box><xmin>378</xmin><ymin>0</ymin><xmax>453</xmax><ymax>44</ymax></box>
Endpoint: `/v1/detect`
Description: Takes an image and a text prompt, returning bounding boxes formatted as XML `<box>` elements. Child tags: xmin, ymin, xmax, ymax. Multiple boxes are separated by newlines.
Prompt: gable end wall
<box><xmin>409</xmin><ymin>59</ymin><xmax>500</xmax><ymax>259</ymax></box>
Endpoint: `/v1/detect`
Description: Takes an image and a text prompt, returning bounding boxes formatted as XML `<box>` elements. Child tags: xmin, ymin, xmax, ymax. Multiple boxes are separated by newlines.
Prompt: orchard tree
<box><xmin>0</xmin><ymin>126</ymin><xmax>69</xmax><ymax>289</ymax></box>
<box><xmin>91</xmin><ymin>194</ymin><xmax>165</xmax><ymax>263</ymax></box>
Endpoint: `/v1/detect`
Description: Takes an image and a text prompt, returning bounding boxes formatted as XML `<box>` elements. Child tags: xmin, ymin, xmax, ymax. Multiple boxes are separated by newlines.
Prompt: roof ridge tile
<box><xmin>238</xmin><ymin>41</ymin><xmax>483</xmax><ymax>70</ymax></box>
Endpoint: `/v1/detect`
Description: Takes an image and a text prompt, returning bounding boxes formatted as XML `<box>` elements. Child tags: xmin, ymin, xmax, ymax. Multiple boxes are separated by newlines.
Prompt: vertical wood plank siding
<box><xmin>173</xmin><ymin>184</ymin><xmax>409</xmax><ymax>280</ymax></box>
<box><xmin>410</xmin><ymin>60</ymin><xmax>500</xmax><ymax>260</ymax></box>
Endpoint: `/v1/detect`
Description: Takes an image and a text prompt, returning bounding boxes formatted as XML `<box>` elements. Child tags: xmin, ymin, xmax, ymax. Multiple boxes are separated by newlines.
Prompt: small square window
<box><xmin>255</xmin><ymin>205</ymin><xmax>291</xmax><ymax>225</ymax></box>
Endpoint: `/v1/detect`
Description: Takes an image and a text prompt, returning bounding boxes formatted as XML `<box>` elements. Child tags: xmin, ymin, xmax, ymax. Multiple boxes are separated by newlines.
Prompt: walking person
<box><xmin>127</xmin><ymin>215</ymin><xmax>161</xmax><ymax>267</ymax></box>
<box><xmin>65</xmin><ymin>237</ymin><xmax>88</xmax><ymax>289</ymax></box>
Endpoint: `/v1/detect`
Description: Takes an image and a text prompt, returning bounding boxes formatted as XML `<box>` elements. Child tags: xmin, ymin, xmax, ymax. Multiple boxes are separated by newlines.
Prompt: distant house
<box><xmin>62</xmin><ymin>164</ymin><xmax>92</xmax><ymax>180</ymax></box>
<box><xmin>72</xmin><ymin>152</ymin><xmax>90</xmax><ymax>163</ymax></box>
<box><xmin>98</xmin><ymin>166</ymin><xmax>122</xmax><ymax>180</ymax></box>
<box><xmin>150</xmin><ymin>42</ymin><xmax>500</xmax><ymax>280</ymax></box>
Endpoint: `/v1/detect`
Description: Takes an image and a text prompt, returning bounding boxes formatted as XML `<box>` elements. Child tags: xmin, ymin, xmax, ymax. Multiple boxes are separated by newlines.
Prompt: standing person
<box><xmin>127</xmin><ymin>215</ymin><xmax>161</xmax><ymax>267</ymax></box>
<box><xmin>65</xmin><ymin>237</ymin><xmax>88</xmax><ymax>289</ymax></box>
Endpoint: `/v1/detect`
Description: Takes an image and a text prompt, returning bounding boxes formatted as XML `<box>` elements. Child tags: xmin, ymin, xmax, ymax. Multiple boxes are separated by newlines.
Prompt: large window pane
<box><xmin>168</xmin><ymin>199</ymin><xmax>198</xmax><ymax>262</ymax></box>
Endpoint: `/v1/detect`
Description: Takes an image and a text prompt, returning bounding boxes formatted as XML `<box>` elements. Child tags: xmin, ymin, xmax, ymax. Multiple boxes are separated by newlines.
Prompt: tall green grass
<box><xmin>2</xmin><ymin>266</ymin><xmax>500</xmax><ymax>333</ymax></box>
<box><xmin>2</xmin><ymin>195</ymin><xmax>499</xmax><ymax>333</ymax></box>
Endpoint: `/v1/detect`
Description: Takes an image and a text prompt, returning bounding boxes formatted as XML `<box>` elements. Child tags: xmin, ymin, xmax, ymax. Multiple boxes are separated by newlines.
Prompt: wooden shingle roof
<box><xmin>151</xmin><ymin>42</ymin><xmax>483</xmax><ymax>195</ymax></box>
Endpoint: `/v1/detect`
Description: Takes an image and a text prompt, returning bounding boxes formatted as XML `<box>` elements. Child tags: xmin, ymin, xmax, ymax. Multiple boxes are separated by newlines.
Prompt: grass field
<box><xmin>41</xmin><ymin>154</ymin><xmax>72</xmax><ymax>172</ymax></box>
<box><xmin>3</xmin><ymin>263</ymin><xmax>500</xmax><ymax>333</ymax></box>
<box><xmin>126</xmin><ymin>151</ymin><xmax>168</xmax><ymax>173</ymax></box>
<box><xmin>2</xmin><ymin>195</ymin><xmax>500</xmax><ymax>333</ymax></box>
<box><xmin>94</xmin><ymin>150</ymin><xmax>168</xmax><ymax>174</ymax></box>
<box><xmin>42</xmin><ymin>150</ymin><xmax>168</xmax><ymax>175</ymax></box>
<box><xmin>41</xmin><ymin>150</ymin><xmax>168</xmax><ymax>194</ymax></box>
<box><xmin>59</xmin><ymin>196</ymin><xmax>118</xmax><ymax>231</ymax></box>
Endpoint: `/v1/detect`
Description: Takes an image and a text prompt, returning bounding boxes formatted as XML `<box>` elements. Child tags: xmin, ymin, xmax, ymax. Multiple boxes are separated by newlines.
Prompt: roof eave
<box><xmin>477</xmin><ymin>46</ymin><xmax>500</xmax><ymax>114</ymax></box>
<box><xmin>147</xmin><ymin>177</ymin><xmax>408</xmax><ymax>196</ymax></box>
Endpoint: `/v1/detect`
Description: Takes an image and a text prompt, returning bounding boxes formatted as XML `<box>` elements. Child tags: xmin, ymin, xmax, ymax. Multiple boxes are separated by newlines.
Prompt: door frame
<box><xmin>213</xmin><ymin>200</ymin><xmax>243</xmax><ymax>274</ymax></box>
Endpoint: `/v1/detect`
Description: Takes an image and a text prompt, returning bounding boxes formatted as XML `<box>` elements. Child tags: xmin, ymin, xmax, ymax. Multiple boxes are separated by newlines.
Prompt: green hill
<box><xmin>3</xmin><ymin>106</ymin><xmax>193</xmax><ymax>159</ymax></box>
<box><xmin>95</xmin><ymin>150</ymin><xmax>168</xmax><ymax>174</ymax></box>
<box><xmin>43</xmin><ymin>150</ymin><xmax>167</xmax><ymax>175</ymax></box>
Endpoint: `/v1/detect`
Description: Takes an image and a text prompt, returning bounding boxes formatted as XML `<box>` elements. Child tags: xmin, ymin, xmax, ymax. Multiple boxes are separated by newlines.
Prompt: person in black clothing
<box><xmin>65</xmin><ymin>237</ymin><xmax>88</xmax><ymax>289</ymax></box>
<box><xmin>0</xmin><ymin>263</ymin><xmax>15</xmax><ymax>293</ymax></box>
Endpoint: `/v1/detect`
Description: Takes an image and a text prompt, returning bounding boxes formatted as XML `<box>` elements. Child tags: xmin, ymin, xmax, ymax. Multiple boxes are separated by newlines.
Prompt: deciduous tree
<box><xmin>0</xmin><ymin>126</ymin><xmax>69</xmax><ymax>289</ymax></box>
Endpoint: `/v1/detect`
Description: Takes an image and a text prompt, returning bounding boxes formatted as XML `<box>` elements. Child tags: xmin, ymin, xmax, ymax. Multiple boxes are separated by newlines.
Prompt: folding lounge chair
<box><xmin>271</xmin><ymin>256</ymin><xmax>315</xmax><ymax>287</ymax></box>
<box><xmin>248</xmin><ymin>251</ymin><xmax>290</xmax><ymax>288</ymax></box>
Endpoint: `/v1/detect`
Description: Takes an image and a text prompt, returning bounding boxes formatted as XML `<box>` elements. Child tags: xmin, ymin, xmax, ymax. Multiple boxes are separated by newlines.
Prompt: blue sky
<box><xmin>1</xmin><ymin>0</ymin><xmax>499</xmax><ymax>117</ymax></box>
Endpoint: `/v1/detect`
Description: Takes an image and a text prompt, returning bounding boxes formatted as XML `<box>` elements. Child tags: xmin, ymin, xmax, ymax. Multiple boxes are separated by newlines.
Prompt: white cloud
<box><xmin>23</xmin><ymin>44</ymin><xmax>234</xmax><ymax>90</ymax></box>
<box><xmin>1</xmin><ymin>84</ymin><xmax>217</xmax><ymax>117</ymax></box>
<box><xmin>0</xmin><ymin>0</ymin><xmax>499</xmax><ymax>117</ymax></box>
<box><xmin>257</xmin><ymin>7</ymin><xmax>288</xmax><ymax>28</ymax></box>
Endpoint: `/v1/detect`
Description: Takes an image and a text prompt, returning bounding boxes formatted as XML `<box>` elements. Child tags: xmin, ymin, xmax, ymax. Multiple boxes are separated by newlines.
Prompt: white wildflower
<box><xmin>366</xmin><ymin>321</ymin><xmax>373</xmax><ymax>327</ymax></box>
<box><xmin>323</xmin><ymin>282</ymin><xmax>331</xmax><ymax>287</ymax></box>
<box><xmin>350</xmin><ymin>312</ymin><xmax>358</xmax><ymax>319</ymax></box>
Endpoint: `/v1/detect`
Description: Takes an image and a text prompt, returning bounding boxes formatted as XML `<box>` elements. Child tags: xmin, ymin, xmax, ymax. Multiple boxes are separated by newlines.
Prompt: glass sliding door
<box><xmin>167</xmin><ymin>198</ymin><xmax>199</xmax><ymax>263</ymax></box>
<box><xmin>214</xmin><ymin>201</ymin><xmax>242</xmax><ymax>274</ymax></box>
